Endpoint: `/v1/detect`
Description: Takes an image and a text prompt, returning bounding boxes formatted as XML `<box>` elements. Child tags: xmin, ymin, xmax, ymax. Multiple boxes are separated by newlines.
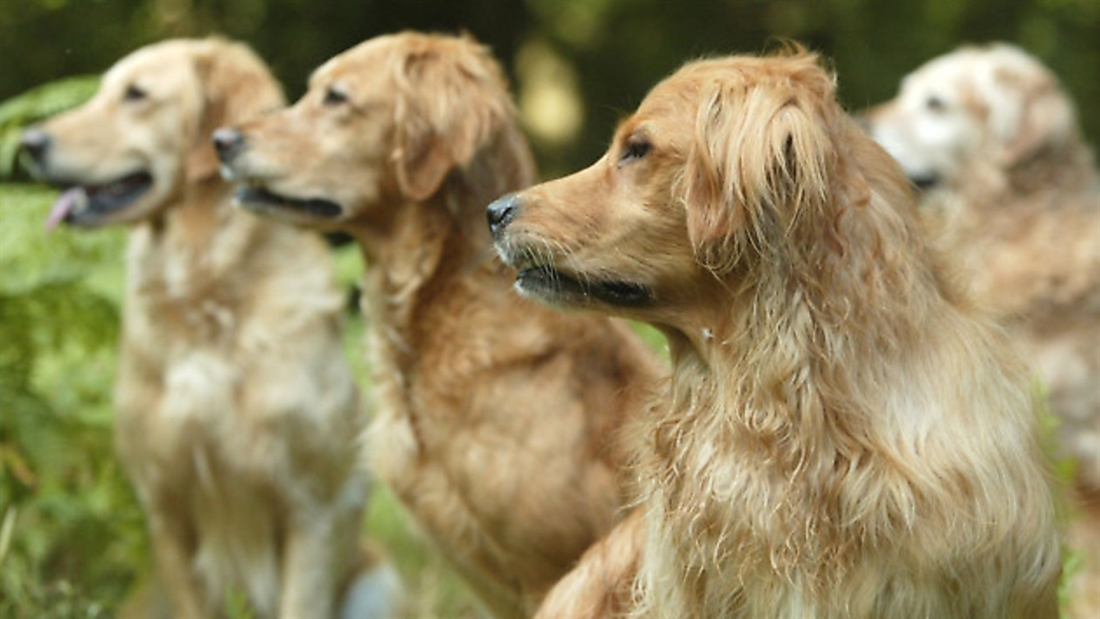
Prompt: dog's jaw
<box><xmin>221</xmin><ymin>164</ymin><xmax>348</xmax><ymax>228</ymax></box>
<box><xmin>42</xmin><ymin>170</ymin><xmax>156</xmax><ymax>230</ymax></box>
<box><xmin>496</xmin><ymin>239</ymin><xmax>652</xmax><ymax>309</ymax></box>
<box><xmin>233</xmin><ymin>184</ymin><xmax>343</xmax><ymax>219</ymax></box>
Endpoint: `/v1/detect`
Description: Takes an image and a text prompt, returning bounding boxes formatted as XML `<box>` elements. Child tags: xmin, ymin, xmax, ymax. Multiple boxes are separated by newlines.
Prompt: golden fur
<box><xmin>493</xmin><ymin>50</ymin><xmax>1062</xmax><ymax>617</ymax></box>
<box><xmin>866</xmin><ymin>43</ymin><xmax>1100</xmax><ymax>618</ymax></box>
<box><xmin>24</xmin><ymin>39</ymin><xmax>398</xmax><ymax>619</ymax></box>
<box><xmin>533</xmin><ymin>507</ymin><xmax>646</xmax><ymax>619</ymax></box>
<box><xmin>217</xmin><ymin>32</ymin><xmax>665</xmax><ymax>617</ymax></box>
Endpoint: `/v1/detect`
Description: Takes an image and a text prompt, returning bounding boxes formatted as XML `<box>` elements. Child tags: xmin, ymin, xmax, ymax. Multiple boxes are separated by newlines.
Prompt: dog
<box><xmin>490</xmin><ymin>49</ymin><xmax>1063</xmax><ymax>617</ymax></box>
<box><xmin>865</xmin><ymin>43</ymin><xmax>1100</xmax><ymax>617</ymax></box>
<box><xmin>20</xmin><ymin>38</ymin><xmax>399</xmax><ymax>619</ymax></box>
<box><xmin>214</xmin><ymin>32</ymin><xmax>666</xmax><ymax>617</ymax></box>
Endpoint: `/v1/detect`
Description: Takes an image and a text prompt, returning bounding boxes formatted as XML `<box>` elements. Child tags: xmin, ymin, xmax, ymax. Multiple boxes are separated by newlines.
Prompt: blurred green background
<box><xmin>2</xmin><ymin>0</ymin><xmax>1098</xmax><ymax>176</ymax></box>
<box><xmin>1</xmin><ymin>0</ymin><xmax>1096</xmax><ymax>617</ymax></box>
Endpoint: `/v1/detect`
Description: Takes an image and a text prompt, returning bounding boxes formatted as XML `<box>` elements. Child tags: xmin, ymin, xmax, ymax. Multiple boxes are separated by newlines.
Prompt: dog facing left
<box><xmin>493</xmin><ymin>50</ymin><xmax>1062</xmax><ymax>617</ymax></box>
<box><xmin>21</xmin><ymin>38</ymin><xmax>399</xmax><ymax>619</ymax></box>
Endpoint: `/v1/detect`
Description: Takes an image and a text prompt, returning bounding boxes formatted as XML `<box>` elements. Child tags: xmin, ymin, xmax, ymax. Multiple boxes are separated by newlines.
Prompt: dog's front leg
<box><xmin>279</xmin><ymin>511</ymin><xmax>345</xmax><ymax>619</ymax></box>
<box><xmin>147</xmin><ymin>509</ymin><xmax>207</xmax><ymax>618</ymax></box>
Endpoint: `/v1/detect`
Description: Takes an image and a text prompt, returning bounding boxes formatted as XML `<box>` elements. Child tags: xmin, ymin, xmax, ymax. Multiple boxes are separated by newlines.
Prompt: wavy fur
<box><xmin>498</xmin><ymin>51</ymin><xmax>1062</xmax><ymax>618</ymax></box>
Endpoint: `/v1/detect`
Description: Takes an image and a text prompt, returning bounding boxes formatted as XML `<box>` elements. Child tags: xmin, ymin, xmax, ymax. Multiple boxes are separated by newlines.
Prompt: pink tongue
<box><xmin>45</xmin><ymin>188</ymin><xmax>82</xmax><ymax>232</ymax></box>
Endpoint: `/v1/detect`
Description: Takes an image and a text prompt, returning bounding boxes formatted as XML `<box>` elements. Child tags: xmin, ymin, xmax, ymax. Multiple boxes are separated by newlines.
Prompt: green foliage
<box><xmin>1034</xmin><ymin>382</ymin><xmax>1085</xmax><ymax>617</ymax></box>
<box><xmin>0</xmin><ymin>76</ymin><xmax>99</xmax><ymax>179</ymax></box>
<box><xmin>0</xmin><ymin>183</ymin><xmax>141</xmax><ymax>618</ymax></box>
<box><xmin>224</xmin><ymin>587</ymin><xmax>255</xmax><ymax>619</ymax></box>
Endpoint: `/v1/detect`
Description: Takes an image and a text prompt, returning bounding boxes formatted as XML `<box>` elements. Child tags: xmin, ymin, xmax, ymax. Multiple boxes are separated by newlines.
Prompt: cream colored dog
<box><xmin>22</xmin><ymin>38</ymin><xmax>398</xmax><ymax>619</ymax></box>
<box><xmin>865</xmin><ymin>43</ymin><xmax>1100</xmax><ymax>486</ymax></box>
<box><xmin>492</xmin><ymin>49</ymin><xmax>1062</xmax><ymax>617</ymax></box>
<box><xmin>866</xmin><ymin>44</ymin><xmax>1100</xmax><ymax>617</ymax></box>
<box><xmin>216</xmin><ymin>32</ymin><xmax>665</xmax><ymax>617</ymax></box>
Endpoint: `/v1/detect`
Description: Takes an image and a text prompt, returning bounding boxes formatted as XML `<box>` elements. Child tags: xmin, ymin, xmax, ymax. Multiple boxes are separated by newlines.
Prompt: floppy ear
<box><xmin>682</xmin><ymin>74</ymin><xmax>832</xmax><ymax>271</ymax></box>
<box><xmin>392</xmin><ymin>38</ymin><xmax>512</xmax><ymax>202</ymax></box>
<box><xmin>186</xmin><ymin>38</ymin><xmax>286</xmax><ymax>181</ymax></box>
<box><xmin>991</xmin><ymin>63</ymin><xmax>1075</xmax><ymax>168</ymax></box>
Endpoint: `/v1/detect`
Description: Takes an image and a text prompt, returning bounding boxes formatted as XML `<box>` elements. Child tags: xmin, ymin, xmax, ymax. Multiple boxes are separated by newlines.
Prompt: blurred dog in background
<box><xmin>866</xmin><ymin>43</ymin><xmax>1100</xmax><ymax>618</ymax></box>
<box><xmin>21</xmin><ymin>38</ymin><xmax>398</xmax><ymax>619</ymax></box>
<box><xmin>216</xmin><ymin>32</ymin><xmax>665</xmax><ymax>617</ymax></box>
<box><xmin>492</xmin><ymin>49</ymin><xmax>1062</xmax><ymax>617</ymax></box>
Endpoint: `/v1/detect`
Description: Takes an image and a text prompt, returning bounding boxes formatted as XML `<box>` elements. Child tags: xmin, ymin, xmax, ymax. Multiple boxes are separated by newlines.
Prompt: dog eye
<box><xmin>925</xmin><ymin>96</ymin><xmax>947</xmax><ymax>112</ymax></box>
<box><xmin>123</xmin><ymin>84</ymin><xmax>147</xmax><ymax>102</ymax></box>
<box><xmin>323</xmin><ymin>87</ymin><xmax>348</xmax><ymax>107</ymax></box>
<box><xmin>618</xmin><ymin>138</ymin><xmax>651</xmax><ymax>166</ymax></box>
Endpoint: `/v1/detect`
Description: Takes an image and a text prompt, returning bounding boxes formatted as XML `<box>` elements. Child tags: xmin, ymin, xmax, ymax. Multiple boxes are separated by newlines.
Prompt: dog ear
<box><xmin>186</xmin><ymin>38</ymin><xmax>286</xmax><ymax>181</ymax></box>
<box><xmin>392</xmin><ymin>37</ymin><xmax>512</xmax><ymax>202</ymax></box>
<box><xmin>990</xmin><ymin>62</ymin><xmax>1075</xmax><ymax>168</ymax></box>
<box><xmin>683</xmin><ymin>66</ymin><xmax>832</xmax><ymax>271</ymax></box>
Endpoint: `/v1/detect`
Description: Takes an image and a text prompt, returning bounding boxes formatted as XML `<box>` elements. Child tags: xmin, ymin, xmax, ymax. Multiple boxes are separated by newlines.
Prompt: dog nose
<box><xmin>487</xmin><ymin>193</ymin><xmax>521</xmax><ymax>238</ymax></box>
<box><xmin>212</xmin><ymin>127</ymin><xmax>245</xmax><ymax>162</ymax></box>
<box><xmin>19</xmin><ymin>128</ymin><xmax>51</xmax><ymax>164</ymax></box>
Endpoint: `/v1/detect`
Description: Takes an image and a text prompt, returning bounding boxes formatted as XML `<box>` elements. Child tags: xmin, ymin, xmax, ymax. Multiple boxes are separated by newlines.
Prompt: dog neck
<box><xmin>653</xmin><ymin>171</ymin><xmax>952</xmax><ymax>495</ymax></box>
<box><xmin>956</xmin><ymin>137</ymin><xmax>1099</xmax><ymax>204</ymax></box>
<box><xmin>644</xmin><ymin>231</ymin><xmax>957</xmax><ymax>595</ymax></box>
<box><xmin>347</xmin><ymin>124</ymin><xmax>536</xmax><ymax>361</ymax></box>
<box><xmin>129</xmin><ymin>177</ymin><xmax>264</xmax><ymax>303</ymax></box>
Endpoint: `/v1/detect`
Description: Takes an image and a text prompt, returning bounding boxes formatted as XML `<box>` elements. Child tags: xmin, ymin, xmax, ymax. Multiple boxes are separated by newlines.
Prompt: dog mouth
<box><xmin>45</xmin><ymin>171</ymin><xmax>154</xmax><ymax>230</ymax></box>
<box><xmin>233</xmin><ymin>183</ymin><xmax>343</xmax><ymax>219</ymax></box>
<box><xmin>511</xmin><ymin>254</ymin><xmax>652</xmax><ymax>308</ymax></box>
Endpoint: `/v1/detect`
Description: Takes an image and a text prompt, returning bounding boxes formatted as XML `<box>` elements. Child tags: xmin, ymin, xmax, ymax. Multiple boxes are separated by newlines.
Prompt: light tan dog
<box><xmin>21</xmin><ymin>38</ymin><xmax>399</xmax><ymax>619</ymax></box>
<box><xmin>491</xmin><ymin>50</ymin><xmax>1063</xmax><ymax>617</ymax></box>
<box><xmin>215</xmin><ymin>32</ymin><xmax>665</xmax><ymax>617</ymax></box>
<box><xmin>865</xmin><ymin>43</ymin><xmax>1100</xmax><ymax>617</ymax></box>
<box><xmin>865</xmin><ymin>45</ymin><xmax>1100</xmax><ymax>472</ymax></box>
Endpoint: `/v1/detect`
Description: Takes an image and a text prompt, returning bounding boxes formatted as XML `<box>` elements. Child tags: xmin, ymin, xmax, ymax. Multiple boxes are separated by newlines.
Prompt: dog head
<box><xmin>21</xmin><ymin>38</ymin><xmax>284</xmax><ymax>230</ymax></box>
<box><xmin>864</xmin><ymin>43</ymin><xmax>1077</xmax><ymax>191</ymax></box>
<box><xmin>217</xmin><ymin>31</ymin><xmax>521</xmax><ymax>231</ymax></box>
<box><xmin>489</xmin><ymin>51</ymin><xmax>886</xmax><ymax>328</ymax></box>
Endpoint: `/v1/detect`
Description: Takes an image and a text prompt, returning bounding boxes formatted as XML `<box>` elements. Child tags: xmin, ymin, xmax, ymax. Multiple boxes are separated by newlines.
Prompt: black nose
<box><xmin>212</xmin><ymin>127</ymin><xmax>245</xmax><ymax>162</ymax></box>
<box><xmin>487</xmin><ymin>193</ymin><xmax>520</xmax><ymax>238</ymax></box>
<box><xmin>20</xmin><ymin>128</ymin><xmax>51</xmax><ymax>164</ymax></box>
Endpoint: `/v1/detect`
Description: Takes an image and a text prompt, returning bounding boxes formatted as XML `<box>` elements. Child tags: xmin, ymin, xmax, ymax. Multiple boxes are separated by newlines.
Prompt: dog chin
<box><xmin>514</xmin><ymin>264</ymin><xmax>652</xmax><ymax>309</ymax></box>
<box><xmin>233</xmin><ymin>185</ymin><xmax>344</xmax><ymax>221</ymax></box>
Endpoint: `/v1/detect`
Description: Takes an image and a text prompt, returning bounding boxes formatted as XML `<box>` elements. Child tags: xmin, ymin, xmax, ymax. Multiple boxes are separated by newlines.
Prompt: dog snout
<box><xmin>487</xmin><ymin>193</ymin><xmax>521</xmax><ymax>238</ymax></box>
<box><xmin>212</xmin><ymin>127</ymin><xmax>245</xmax><ymax>163</ymax></box>
<box><xmin>19</xmin><ymin>128</ymin><xmax>51</xmax><ymax>165</ymax></box>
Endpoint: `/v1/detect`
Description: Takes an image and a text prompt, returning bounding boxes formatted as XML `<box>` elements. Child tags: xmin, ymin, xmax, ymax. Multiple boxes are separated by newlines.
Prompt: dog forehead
<box><xmin>903</xmin><ymin>46</ymin><xmax>1051</xmax><ymax>120</ymax></box>
<box><xmin>900</xmin><ymin>67</ymin><xmax>955</xmax><ymax>100</ymax></box>
<box><xmin>903</xmin><ymin>46</ymin><xmax>1030</xmax><ymax>98</ymax></box>
<box><xmin>311</xmin><ymin>42</ymin><xmax>393</xmax><ymax>93</ymax></box>
<box><xmin>632</xmin><ymin>60</ymin><xmax>766</xmax><ymax>134</ymax></box>
<box><xmin>633</xmin><ymin>74</ymin><xmax>703</xmax><ymax>129</ymax></box>
<box><xmin>103</xmin><ymin>41</ymin><xmax>197</xmax><ymax>89</ymax></box>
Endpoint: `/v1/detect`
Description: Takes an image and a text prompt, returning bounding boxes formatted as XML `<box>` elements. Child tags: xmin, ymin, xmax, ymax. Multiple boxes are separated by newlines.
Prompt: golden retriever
<box><xmin>21</xmin><ymin>38</ymin><xmax>399</xmax><ymax>619</ymax></box>
<box><xmin>215</xmin><ymin>32</ymin><xmax>665</xmax><ymax>617</ymax></box>
<box><xmin>490</xmin><ymin>49</ymin><xmax>1063</xmax><ymax>617</ymax></box>
<box><xmin>865</xmin><ymin>43</ymin><xmax>1100</xmax><ymax>617</ymax></box>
